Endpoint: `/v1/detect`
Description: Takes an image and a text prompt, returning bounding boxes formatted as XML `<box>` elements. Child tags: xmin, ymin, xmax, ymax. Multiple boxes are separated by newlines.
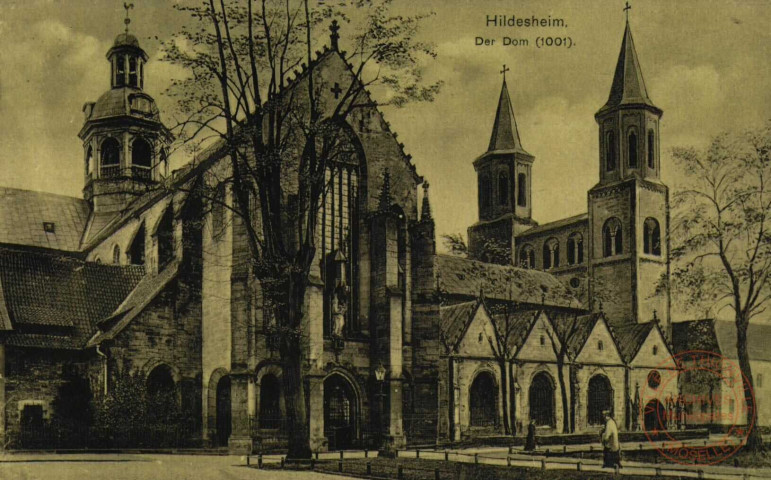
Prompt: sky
<box><xmin>0</xmin><ymin>0</ymin><xmax>770</xmax><ymax>250</ymax></box>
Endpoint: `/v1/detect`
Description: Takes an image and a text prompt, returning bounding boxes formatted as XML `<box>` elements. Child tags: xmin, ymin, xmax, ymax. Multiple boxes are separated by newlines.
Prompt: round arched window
<box><xmin>647</xmin><ymin>370</ymin><xmax>661</xmax><ymax>389</ymax></box>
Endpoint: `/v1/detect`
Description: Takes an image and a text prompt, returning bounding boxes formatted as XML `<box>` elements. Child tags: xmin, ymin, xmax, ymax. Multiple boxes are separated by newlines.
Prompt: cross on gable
<box><xmin>331</xmin><ymin>82</ymin><xmax>343</xmax><ymax>99</ymax></box>
<box><xmin>624</xmin><ymin>1</ymin><xmax>632</xmax><ymax>20</ymax></box>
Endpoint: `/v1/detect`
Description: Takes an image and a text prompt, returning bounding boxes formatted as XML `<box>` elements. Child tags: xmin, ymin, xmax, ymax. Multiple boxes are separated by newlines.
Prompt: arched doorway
<box><xmin>215</xmin><ymin>376</ymin><xmax>232</xmax><ymax>447</ymax></box>
<box><xmin>587</xmin><ymin>374</ymin><xmax>613</xmax><ymax>425</ymax></box>
<box><xmin>324</xmin><ymin>374</ymin><xmax>357</xmax><ymax>450</ymax></box>
<box><xmin>644</xmin><ymin>399</ymin><xmax>667</xmax><ymax>432</ymax></box>
<box><xmin>146</xmin><ymin>364</ymin><xmax>177</xmax><ymax>422</ymax></box>
<box><xmin>529</xmin><ymin>372</ymin><xmax>555</xmax><ymax>427</ymax></box>
<box><xmin>259</xmin><ymin>374</ymin><xmax>282</xmax><ymax>429</ymax></box>
<box><xmin>469</xmin><ymin>372</ymin><xmax>497</xmax><ymax>427</ymax></box>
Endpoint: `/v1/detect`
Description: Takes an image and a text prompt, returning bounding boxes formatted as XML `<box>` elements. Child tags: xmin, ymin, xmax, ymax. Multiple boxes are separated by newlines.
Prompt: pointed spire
<box><xmin>421</xmin><ymin>182</ymin><xmax>432</xmax><ymax>221</ymax></box>
<box><xmin>378</xmin><ymin>168</ymin><xmax>392</xmax><ymax>212</ymax></box>
<box><xmin>487</xmin><ymin>76</ymin><xmax>530</xmax><ymax>155</ymax></box>
<box><xmin>599</xmin><ymin>20</ymin><xmax>659</xmax><ymax>114</ymax></box>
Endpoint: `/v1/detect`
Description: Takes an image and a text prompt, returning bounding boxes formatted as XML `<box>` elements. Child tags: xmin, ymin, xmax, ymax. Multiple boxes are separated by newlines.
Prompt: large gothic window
<box><xmin>520</xmin><ymin>244</ymin><xmax>535</xmax><ymax>269</ymax></box>
<box><xmin>643</xmin><ymin>217</ymin><xmax>661</xmax><ymax>256</ymax></box>
<box><xmin>517</xmin><ymin>173</ymin><xmax>527</xmax><ymax>207</ymax></box>
<box><xmin>628</xmin><ymin>130</ymin><xmax>638</xmax><ymax>168</ymax></box>
<box><xmin>587</xmin><ymin>375</ymin><xmax>613</xmax><ymax>425</ymax></box>
<box><xmin>567</xmin><ymin>232</ymin><xmax>584</xmax><ymax>265</ymax></box>
<box><xmin>529</xmin><ymin>372</ymin><xmax>556</xmax><ymax>427</ymax></box>
<box><xmin>498</xmin><ymin>171</ymin><xmax>509</xmax><ymax>206</ymax></box>
<box><xmin>543</xmin><ymin>238</ymin><xmax>560</xmax><ymax>270</ymax></box>
<box><xmin>603</xmin><ymin>217</ymin><xmax>623</xmax><ymax>257</ymax></box>
<box><xmin>316</xmin><ymin>123</ymin><xmax>363</xmax><ymax>336</ymax></box>
<box><xmin>101</xmin><ymin>137</ymin><xmax>120</xmax><ymax>178</ymax></box>
<box><xmin>112</xmin><ymin>244</ymin><xmax>121</xmax><ymax>265</ymax></box>
<box><xmin>469</xmin><ymin>372</ymin><xmax>497</xmax><ymax>427</ymax></box>
<box><xmin>259</xmin><ymin>374</ymin><xmax>282</xmax><ymax>429</ymax></box>
<box><xmin>647</xmin><ymin>130</ymin><xmax>656</xmax><ymax>169</ymax></box>
<box><xmin>605</xmin><ymin>131</ymin><xmax>616</xmax><ymax>171</ymax></box>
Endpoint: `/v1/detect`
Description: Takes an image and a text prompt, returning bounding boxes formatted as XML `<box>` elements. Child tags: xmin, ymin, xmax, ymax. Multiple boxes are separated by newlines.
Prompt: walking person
<box><xmin>601</xmin><ymin>409</ymin><xmax>621</xmax><ymax>469</ymax></box>
<box><xmin>524</xmin><ymin>419</ymin><xmax>537</xmax><ymax>451</ymax></box>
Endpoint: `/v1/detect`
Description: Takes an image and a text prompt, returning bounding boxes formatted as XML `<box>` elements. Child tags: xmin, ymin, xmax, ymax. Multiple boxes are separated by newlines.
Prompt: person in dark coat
<box><xmin>524</xmin><ymin>419</ymin><xmax>537</xmax><ymax>451</ymax></box>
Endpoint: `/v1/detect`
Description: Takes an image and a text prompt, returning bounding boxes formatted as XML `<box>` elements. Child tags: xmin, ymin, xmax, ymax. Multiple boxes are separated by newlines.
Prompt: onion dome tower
<box><xmin>79</xmin><ymin>4</ymin><xmax>172</xmax><ymax>213</ymax></box>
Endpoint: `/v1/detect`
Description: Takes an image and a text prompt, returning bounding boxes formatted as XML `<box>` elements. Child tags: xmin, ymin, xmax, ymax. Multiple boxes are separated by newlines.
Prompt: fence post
<box><xmin>281</xmin><ymin>457</ymin><xmax>285</xmax><ymax>469</ymax></box>
<box><xmin>734</xmin><ymin>458</ymin><xmax>740</xmax><ymax>468</ymax></box>
<box><xmin>507</xmin><ymin>456</ymin><xmax>511</xmax><ymax>467</ymax></box>
<box><xmin>246</xmin><ymin>455</ymin><xmax>250</xmax><ymax>466</ymax></box>
<box><xmin>474</xmin><ymin>453</ymin><xmax>478</xmax><ymax>464</ymax></box>
<box><xmin>434</xmin><ymin>468</ymin><xmax>440</xmax><ymax>480</ymax></box>
<box><xmin>416</xmin><ymin>449</ymin><xmax>420</xmax><ymax>459</ymax></box>
<box><xmin>541</xmin><ymin>459</ymin><xmax>546</xmax><ymax>470</ymax></box>
<box><xmin>338</xmin><ymin>460</ymin><xmax>343</xmax><ymax>473</ymax></box>
<box><xmin>508</xmin><ymin>445</ymin><xmax>514</xmax><ymax>454</ymax></box>
<box><xmin>615</xmin><ymin>464</ymin><xmax>619</xmax><ymax>475</ymax></box>
<box><xmin>577</xmin><ymin>462</ymin><xmax>582</xmax><ymax>472</ymax></box>
<box><xmin>340</xmin><ymin>450</ymin><xmax>345</xmax><ymax>460</ymax></box>
<box><xmin>398</xmin><ymin>464</ymin><xmax>404</xmax><ymax>480</ymax></box>
<box><xmin>311</xmin><ymin>458</ymin><xmax>315</xmax><ymax>470</ymax></box>
<box><xmin>698</xmin><ymin>470</ymin><xmax>704</xmax><ymax>479</ymax></box>
<box><xmin>563</xmin><ymin>445</ymin><xmax>567</xmax><ymax>453</ymax></box>
<box><xmin>365</xmin><ymin>448</ymin><xmax>369</xmax><ymax>458</ymax></box>
<box><xmin>655</xmin><ymin>467</ymin><xmax>662</xmax><ymax>477</ymax></box>
<box><xmin>589</xmin><ymin>445</ymin><xmax>593</xmax><ymax>453</ymax></box>
<box><xmin>445</xmin><ymin>450</ymin><xmax>449</xmax><ymax>461</ymax></box>
<box><xmin>367</xmin><ymin>462</ymin><xmax>372</xmax><ymax>476</ymax></box>
<box><xmin>639</xmin><ymin>443</ymin><xmax>643</xmax><ymax>451</ymax></box>
<box><xmin>258</xmin><ymin>454</ymin><xmax>263</xmax><ymax>469</ymax></box>
<box><xmin>316</xmin><ymin>451</ymin><xmax>319</xmax><ymax>460</ymax></box>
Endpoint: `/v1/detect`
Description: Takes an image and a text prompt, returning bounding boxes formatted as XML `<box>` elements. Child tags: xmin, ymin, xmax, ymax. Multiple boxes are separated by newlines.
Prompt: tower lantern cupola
<box><xmin>78</xmin><ymin>6</ymin><xmax>172</xmax><ymax>214</ymax></box>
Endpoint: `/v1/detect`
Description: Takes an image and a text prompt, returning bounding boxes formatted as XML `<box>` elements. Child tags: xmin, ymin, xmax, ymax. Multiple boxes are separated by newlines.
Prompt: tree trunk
<box><xmin>499</xmin><ymin>360</ymin><xmax>510</xmax><ymax>435</ymax></box>
<box><xmin>281</xmin><ymin>332</ymin><xmax>312</xmax><ymax>459</ymax></box>
<box><xmin>735</xmin><ymin>316</ymin><xmax>764</xmax><ymax>451</ymax></box>
<box><xmin>556</xmin><ymin>356</ymin><xmax>570</xmax><ymax>433</ymax></box>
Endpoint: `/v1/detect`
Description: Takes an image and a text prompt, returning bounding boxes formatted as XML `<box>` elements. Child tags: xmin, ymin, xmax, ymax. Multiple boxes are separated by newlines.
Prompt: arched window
<box><xmin>100</xmin><ymin>138</ymin><xmax>120</xmax><ymax>178</ymax></box>
<box><xmin>520</xmin><ymin>244</ymin><xmax>535</xmax><ymax>269</ymax></box>
<box><xmin>498</xmin><ymin>171</ymin><xmax>509</xmax><ymax>206</ymax></box>
<box><xmin>132</xmin><ymin>138</ymin><xmax>152</xmax><ymax>168</ymax></box>
<box><xmin>160</xmin><ymin>149</ymin><xmax>169</xmax><ymax>178</ymax></box>
<box><xmin>647</xmin><ymin>130</ymin><xmax>655</xmax><ymax>169</ymax></box>
<box><xmin>112</xmin><ymin>244</ymin><xmax>121</xmax><ymax>265</ymax></box>
<box><xmin>469</xmin><ymin>372</ymin><xmax>498</xmax><ymax>427</ymax></box>
<box><xmin>115</xmin><ymin>54</ymin><xmax>126</xmax><ymax>87</ymax></box>
<box><xmin>628</xmin><ymin>130</ymin><xmax>638</xmax><ymax>168</ymax></box>
<box><xmin>480</xmin><ymin>173</ymin><xmax>491</xmax><ymax>209</ymax></box>
<box><xmin>603</xmin><ymin>217</ymin><xmax>623</xmax><ymax>257</ymax></box>
<box><xmin>543</xmin><ymin>238</ymin><xmax>559</xmax><ymax>270</ymax></box>
<box><xmin>643</xmin><ymin>217</ymin><xmax>661</xmax><ymax>256</ymax></box>
<box><xmin>587</xmin><ymin>375</ymin><xmax>613</xmax><ymax>425</ymax></box>
<box><xmin>517</xmin><ymin>173</ymin><xmax>527</xmax><ymax>207</ymax></box>
<box><xmin>129</xmin><ymin>223</ymin><xmax>146</xmax><ymax>266</ymax></box>
<box><xmin>567</xmin><ymin>232</ymin><xmax>584</xmax><ymax>265</ymax></box>
<box><xmin>605</xmin><ymin>131</ymin><xmax>616</xmax><ymax>171</ymax></box>
<box><xmin>157</xmin><ymin>207</ymin><xmax>175</xmax><ymax>268</ymax></box>
<box><xmin>529</xmin><ymin>372</ymin><xmax>556</xmax><ymax>427</ymax></box>
<box><xmin>146</xmin><ymin>364</ymin><xmax>177</xmax><ymax>421</ymax></box>
<box><xmin>128</xmin><ymin>57</ymin><xmax>138</xmax><ymax>87</ymax></box>
<box><xmin>259</xmin><ymin>374</ymin><xmax>282</xmax><ymax>429</ymax></box>
<box><xmin>86</xmin><ymin>146</ymin><xmax>94</xmax><ymax>175</ymax></box>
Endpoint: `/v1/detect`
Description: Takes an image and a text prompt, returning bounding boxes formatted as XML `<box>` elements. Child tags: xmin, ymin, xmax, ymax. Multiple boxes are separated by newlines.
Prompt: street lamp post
<box><xmin>374</xmin><ymin>363</ymin><xmax>387</xmax><ymax>455</ymax></box>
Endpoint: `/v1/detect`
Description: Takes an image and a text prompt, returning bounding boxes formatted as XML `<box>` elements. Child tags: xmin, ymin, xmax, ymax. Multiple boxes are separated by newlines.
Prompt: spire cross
<box><xmin>623</xmin><ymin>1</ymin><xmax>632</xmax><ymax>21</ymax></box>
<box><xmin>500</xmin><ymin>64</ymin><xmax>510</xmax><ymax>81</ymax></box>
<box><xmin>124</xmin><ymin>3</ymin><xmax>134</xmax><ymax>34</ymax></box>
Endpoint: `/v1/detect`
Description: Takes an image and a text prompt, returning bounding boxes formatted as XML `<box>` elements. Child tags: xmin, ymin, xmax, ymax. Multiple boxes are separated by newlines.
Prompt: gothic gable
<box><xmin>516</xmin><ymin>311</ymin><xmax>560</xmax><ymax>362</ymax></box>
<box><xmin>455</xmin><ymin>303</ymin><xmax>498</xmax><ymax>358</ymax></box>
<box><xmin>575</xmin><ymin>317</ymin><xmax>623</xmax><ymax>365</ymax></box>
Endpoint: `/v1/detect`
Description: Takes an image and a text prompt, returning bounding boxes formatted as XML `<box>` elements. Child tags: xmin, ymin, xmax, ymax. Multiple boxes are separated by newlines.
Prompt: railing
<box><xmin>101</xmin><ymin>165</ymin><xmax>121</xmax><ymax>179</ymax></box>
<box><xmin>132</xmin><ymin>165</ymin><xmax>152</xmax><ymax>181</ymax></box>
<box><xmin>98</xmin><ymin>165</ymin><xmax>153</xmax><ymax>181</ymax></box>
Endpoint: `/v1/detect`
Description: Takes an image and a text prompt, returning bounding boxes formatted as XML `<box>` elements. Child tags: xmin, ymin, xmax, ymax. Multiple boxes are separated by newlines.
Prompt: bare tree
<box><xmin>162</xmin><ymin>0</ymin><xmax>440</xmax><ymax>457</ymax></box>
<box><xmin>668</xmin><ymin>123</ymin><xmax>771</xmax><ymax>451</ymax></box>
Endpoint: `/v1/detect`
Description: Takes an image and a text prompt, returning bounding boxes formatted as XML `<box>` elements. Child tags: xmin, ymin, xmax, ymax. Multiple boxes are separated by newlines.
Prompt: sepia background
<box><xmin>0</xmin><ymin>0</ymin><xmax>769</xmax><ymax>249</ymax></box>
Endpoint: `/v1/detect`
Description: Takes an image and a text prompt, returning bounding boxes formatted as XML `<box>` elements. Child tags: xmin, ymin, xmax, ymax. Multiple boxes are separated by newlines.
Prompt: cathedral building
<box><xmin>0</xmin><ymin>12</ymin><xmax>757</xmax><ymax>453</ymax></box>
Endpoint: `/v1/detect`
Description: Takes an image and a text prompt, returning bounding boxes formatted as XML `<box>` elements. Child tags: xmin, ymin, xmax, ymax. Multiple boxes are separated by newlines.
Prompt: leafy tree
<box><xmin>442</xmin><ymin>233</ymin><xmax>468</xmax><ymax>257</ymax></box>
<box><xmin>668</xmin><ymin>123</ymin><xmax>771</xmax><ymax>451</ymax></box>
<box><xmin>163</xmin><ymin>0</ymin><xmax>440</xmax><ymax>457</ymax></box>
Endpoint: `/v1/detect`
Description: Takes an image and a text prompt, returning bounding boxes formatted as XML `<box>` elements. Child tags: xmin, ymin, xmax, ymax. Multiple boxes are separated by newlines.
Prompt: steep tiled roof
<box><xmin>434</xmin><ymin>255</ymin><xmax>581</xmax><ymax>308</ymax></box>
<box><xmin>517</xmin><ymin>213</ymin><xmax>588</xmax><ymax>238</ymax></box>
<box><xmin>0</xmin><ymin>247</ymin><xmax>144</xmax><ymax>349</ymax></box>
<box><xmin>597</xmin><ymin>22</ymin><xmax>659</xmax><ymax>115</ymax></box>
<box><xmin>611</xmin><ymin>322</ymin><xmax>656</xmax><ymax>363</ymax></box>
<box><xmin>439</xmin><ymin>301</ymin><xmax>478</xmax><ymax>349</ymax></box>
<box><xmin>713</xmin><ymin>320</ymin><xmax>771</xmax><ymax>363</ymax></box>
<box><xmin>0</xmin><ymin>187</ymin><xmax>89</xmax><ymax>251</ymax></box>
<box><xmin>549</xmin><ymin>312</ymin><xmax>603</xmax><ymax>358</ymax></box>
<box><xmin>497</xmin><ymin>310</ymin><xmax>541</xmax><ymax>352</ymax></box>
<box><xmin>89</xmin><ymin>260</ymin><xmax>180</xmax><ymax>346</ymax></box>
